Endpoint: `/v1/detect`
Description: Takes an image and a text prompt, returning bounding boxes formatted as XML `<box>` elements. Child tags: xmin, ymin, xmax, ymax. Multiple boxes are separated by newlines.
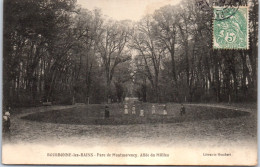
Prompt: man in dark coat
<box><xmin>3</xmin><ymin>109</ymin><xmax>11</xmax><ymax>141</ymax></box>
<box><xmin>3</xmin><ymin>114</ymin><xmax>10</xmax><ymax>133</ymax></box>
<box><xmin>180</xmin><ymin>104</ymin><xmax>186</xmax><ymax>116</ymax></box>
<box><xmin>105</xmin><ymin>105</ymin><xmax>110</xmax><ymax>118</ymax></box>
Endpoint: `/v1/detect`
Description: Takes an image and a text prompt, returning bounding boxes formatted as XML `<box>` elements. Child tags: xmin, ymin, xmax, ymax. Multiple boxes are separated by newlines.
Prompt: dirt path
<box><xmin>14</xmin><ymin>105</ymin><xmax>77</xmax><ymax>118</ymax></box>
<box><xmin>186</xmin><ymin>103</ymin><xmax>256</xmax><ymax>113</ymax></box>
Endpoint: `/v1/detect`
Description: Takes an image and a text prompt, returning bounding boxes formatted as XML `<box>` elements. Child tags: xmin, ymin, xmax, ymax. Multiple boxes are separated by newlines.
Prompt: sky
<box><xmin>77</xmin><ymin>0</ymin><xmax>182</xmax><ymax>21</ymax></box>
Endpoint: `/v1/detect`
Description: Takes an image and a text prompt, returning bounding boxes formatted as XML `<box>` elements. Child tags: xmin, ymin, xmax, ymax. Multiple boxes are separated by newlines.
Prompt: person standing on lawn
<box><xmin>180</xmin><ymin>104</ymin><xmax>186</xmax><ymax>116</ymax></box>
<box><xmin>3</xmin><ymin>107</ymin><xmax>11</xmax><ymax>141</ymax></box>
<box><xmin>105</xmin><ymin>105</ymin><xmax>110</xmax><ymax>118</ymax></box>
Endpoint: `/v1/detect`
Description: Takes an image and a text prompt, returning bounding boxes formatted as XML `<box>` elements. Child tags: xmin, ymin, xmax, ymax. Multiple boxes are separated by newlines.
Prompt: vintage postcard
<box><xmin>2</xmin><ymin>0</ymin><xmax>258</xmax><ymax>165</ymax></box>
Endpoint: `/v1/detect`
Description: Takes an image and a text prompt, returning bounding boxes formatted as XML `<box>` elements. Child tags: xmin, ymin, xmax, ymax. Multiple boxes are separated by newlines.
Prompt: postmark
<box><xmin>213</xmin><ymin>6</ymin><xmax>249</xmax><ymax>49</ymax></box>
<box><xmin>195</xmin><ymin>0</ymin><xmax>246</xmax><ymax>13</ymax></box>
<box><xmin>214</xmin><ymin>5</ymin><xmax>240</xmax><ymax>20</ymax></box>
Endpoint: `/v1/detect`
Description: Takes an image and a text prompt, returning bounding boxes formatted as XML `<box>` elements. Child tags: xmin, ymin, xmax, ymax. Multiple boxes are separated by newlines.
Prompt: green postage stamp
<box><xmin>213</xmin><ymin>6</ymin><xmax>249</xmax><ymax>49</ymax></box>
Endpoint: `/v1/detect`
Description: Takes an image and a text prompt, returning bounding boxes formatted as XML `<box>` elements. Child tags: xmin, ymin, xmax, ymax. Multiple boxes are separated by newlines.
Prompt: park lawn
<box><xmin>22</xmin><ymin>103</ymin><xmax>250</xmax><ymax>125</ymax></box>
<box><xmin>6</xmin><ymin>103</ymin><xmax>256</xmax><ymax>147</ymax></box>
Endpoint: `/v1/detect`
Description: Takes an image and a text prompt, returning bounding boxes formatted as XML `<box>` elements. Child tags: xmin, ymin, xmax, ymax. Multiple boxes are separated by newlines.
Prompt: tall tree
<box><xmin>96</xmin><ymin>20</ymin><xmax>132</xmax><ymax>102</ymax></box>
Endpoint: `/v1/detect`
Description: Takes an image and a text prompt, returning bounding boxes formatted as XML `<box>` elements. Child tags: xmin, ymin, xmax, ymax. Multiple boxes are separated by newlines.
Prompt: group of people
<box><xmin>104</xmin><ymin>104</ymin><xmax>186</xmax><ymax>118</ymax></box>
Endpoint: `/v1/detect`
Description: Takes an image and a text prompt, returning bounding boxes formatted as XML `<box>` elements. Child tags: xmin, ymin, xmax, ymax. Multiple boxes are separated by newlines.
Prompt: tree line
<box><xmin>3</xmin><ymin>0</ymin><xmax>258</xmax><ymax>107</ymax></box>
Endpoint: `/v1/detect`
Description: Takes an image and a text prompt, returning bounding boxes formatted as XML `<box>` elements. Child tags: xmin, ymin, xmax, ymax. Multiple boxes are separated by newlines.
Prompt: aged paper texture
<box><xmin>2</xmin><ymin>0</ymin><xmax>257</xmax><ymax>165</ymax></box>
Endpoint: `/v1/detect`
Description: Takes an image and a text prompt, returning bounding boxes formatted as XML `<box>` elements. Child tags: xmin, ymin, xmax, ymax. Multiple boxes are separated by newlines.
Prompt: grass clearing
<box><xmin>5</xmin><ymin>103</ymin><xmax>256</xmax><ymax>147</ymax></box>
<box><xmin>22</xmin><ymin>103</ymin><xmax>250</xmax><ymax>125</ymax></box>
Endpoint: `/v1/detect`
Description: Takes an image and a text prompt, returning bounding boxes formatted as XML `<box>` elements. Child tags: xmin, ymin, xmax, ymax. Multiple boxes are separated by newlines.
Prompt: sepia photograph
<box><xmin>2</xmin><ymin>0</ymin><xmax>258</xmax><ymax>165</ymax></box>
